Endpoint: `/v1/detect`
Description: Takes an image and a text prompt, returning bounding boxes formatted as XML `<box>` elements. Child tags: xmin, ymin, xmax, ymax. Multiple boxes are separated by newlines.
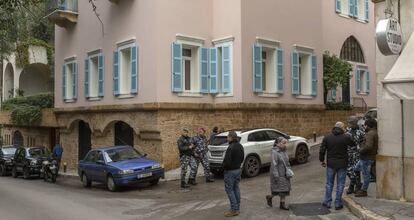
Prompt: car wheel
<box><xmin>12</xmin><ymin>166</ymin><xmax>18</xmax><ymax>178</ymax></box>
<box><xmin>295</xmin><ymin>145</ymin><xmax>309</xmax><ymax>164</ymax></box>
<box><xmin>0</xmin><ymin>165</ymin><xmax>6</xmax><ymax>176</ymax></box>
<box><xmin>149</xmin><ymin>178</ymin><xmax>160</xmax><ymax>186</ymax></box>
<box><xmin>106</xmin><ymin>175</ymin><xmax>117</xmax><ymax>192</ymax></box>
<box><xmin>82</xmin><ymin>173</ymin><xmax>91</xmax><ymax>188</ymax></box>
<box><xmin>243</xmin><ymin>155</ymin><xmax>261</xmax><ymax>178</ymax></box>
<box><xmin>23</xmin><ymin>167</ymin><xmax>31</xmax><ymax>179</ymax></box>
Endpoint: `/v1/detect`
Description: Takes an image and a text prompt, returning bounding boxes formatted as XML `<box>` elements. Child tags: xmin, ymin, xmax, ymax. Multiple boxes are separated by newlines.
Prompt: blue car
<box><xmin>78</xmin><ymin>146</ymin><xmax>164</xmax><ymax>192</ymax></box>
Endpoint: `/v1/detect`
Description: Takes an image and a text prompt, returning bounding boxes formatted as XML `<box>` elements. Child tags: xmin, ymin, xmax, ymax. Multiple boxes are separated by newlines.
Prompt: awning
<box><xmin>383</xmin><ymin>32</ymin><xmax>414</xmax><ymax>100</ymax></box>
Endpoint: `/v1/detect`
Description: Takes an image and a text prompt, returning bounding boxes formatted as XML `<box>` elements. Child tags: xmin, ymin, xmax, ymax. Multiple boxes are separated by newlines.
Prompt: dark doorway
<box><xmin>78</xmin><ymin>121</ymin><xmax>91</xmax><ymax>161</ymax></box>
<box><xmin>342</xmin><ymin>80</ymin><xmax>351</xmax><ymax>104</ymax></box>
<box><xmin>114</xmin><ymin>121</ymin><xmax>134</xmax><ymax>147</ymax></box>
<box><xmin>12</xmin><ymin>131</ymin><xmax>23</xmax><ymax>147</ymax></box>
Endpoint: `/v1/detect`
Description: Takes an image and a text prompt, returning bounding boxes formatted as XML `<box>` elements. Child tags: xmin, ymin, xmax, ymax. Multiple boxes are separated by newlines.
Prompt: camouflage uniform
<box><xmin>190</xmin><ymin>134</ymin><xmax>212</xmax><ymax>180</ymax></box>
<box><xmin>346</xmin><ymin>127</ymin><xmax>365</xmax><ymax>186</ymax></box>
<box><xmin>177</xmin><ymin>135</ymin><xmax>197</xmax><ymax>183</ymax></box>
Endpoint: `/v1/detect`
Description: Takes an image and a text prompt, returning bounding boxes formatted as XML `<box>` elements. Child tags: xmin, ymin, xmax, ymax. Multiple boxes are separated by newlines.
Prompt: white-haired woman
<box><xmin>266</xmin><ymin>137</ymin><xmax>292</xmax><ymax>210</ymax></box>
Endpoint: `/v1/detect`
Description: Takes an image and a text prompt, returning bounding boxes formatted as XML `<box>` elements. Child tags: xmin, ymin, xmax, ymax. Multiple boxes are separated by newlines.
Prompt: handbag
<box><xmin>280</xmin><ymin>154</ymin><xmax>294</xmax><ymax>178</ymax></box>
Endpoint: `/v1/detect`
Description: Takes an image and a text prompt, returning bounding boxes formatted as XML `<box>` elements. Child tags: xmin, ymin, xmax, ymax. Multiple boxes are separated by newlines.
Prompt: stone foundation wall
<box><xmin>1</xmin><ymin>126</ymin><xmax>53</xmax><ymax>149</ymax></box>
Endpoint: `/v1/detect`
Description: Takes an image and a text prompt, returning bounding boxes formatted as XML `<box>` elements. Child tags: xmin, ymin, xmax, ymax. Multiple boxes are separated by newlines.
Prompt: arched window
<box><xmin>340</xmin><ymin>36</ymin><xmax>365</xmax><ymax>63</ymax></box>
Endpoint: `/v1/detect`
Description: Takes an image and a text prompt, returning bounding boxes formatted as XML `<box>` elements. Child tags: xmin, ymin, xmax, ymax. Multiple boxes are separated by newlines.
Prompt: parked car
<box><xmin>208</xmin><ymin>128</ymin><xmax>310</xmax><ymax>178</ymax></box>
<box><xmin>364</xmin><ymin>108</ymin><xmax>377</xmax><ymax>120</ymax></box>
<box><xmin>0</xmin><ymin>145</ymin><xmax>18</xmax><ymax>176</ymax></box>
<box><xmin>78</xmin><ymin>145</ymin><xmax>165</xmax><ymax>192</ymax></box>
<box><xmin>12</xmin><ymin>146</ymin><xmax>52</xmax><ymax>179</ymax></box>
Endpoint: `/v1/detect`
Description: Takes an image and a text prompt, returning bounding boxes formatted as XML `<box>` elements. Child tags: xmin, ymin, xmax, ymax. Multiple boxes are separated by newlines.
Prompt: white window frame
<box><xmin>63</xmin><ymin>57</ymin><xmax>77</xmax><ymax>102</ymax></box>
<box><xmin>214</xmin><ymin>39</ymin><xmax>234</xmax><ymax>97</ymax></box>
<box><xmin>357</xmin><ymin>66</ymin><xmax>369</xmax><ymax>94</ymax></box>
<box><xmin>255</xmin><ymin>38</ymin><xmax>282</xmax><ymax>97</ymax></box>
<box><xmin>117</xmin><ymin>43</ymin><xmax>135</xmax><ymax>96</ymax></box>
<box><xmin>86</xmin><ymin>50</ymin><xmax>102</xmax><ymax>99</ymax></box>
<box><xmin>176</xmin><ymin>35</ymin><xmax>204</xmax><ymax>96</ymax></box>
<box><xmin>293</xmin><ymin>45</ymin><xmax>315</xmax><ymax>98</ymax></box>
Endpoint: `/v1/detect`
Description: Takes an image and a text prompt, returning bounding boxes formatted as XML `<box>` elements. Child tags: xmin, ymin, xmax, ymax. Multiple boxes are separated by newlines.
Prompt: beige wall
<box><xmin>54</xmin><ymin>0</ymin><xmax>377</xmax><ymax>108</ymax></box>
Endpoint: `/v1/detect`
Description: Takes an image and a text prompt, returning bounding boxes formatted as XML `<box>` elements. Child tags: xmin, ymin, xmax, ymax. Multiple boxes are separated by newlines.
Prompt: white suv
<box><xmin>208</xmin><ymin>128</ymin><xmax>310</xmax><ymax>178</ymax></box>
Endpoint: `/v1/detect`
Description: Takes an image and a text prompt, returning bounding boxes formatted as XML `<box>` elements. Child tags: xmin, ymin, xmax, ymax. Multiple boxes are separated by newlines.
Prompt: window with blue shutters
<box><xmin>209</xmin><ymin>48</ymin><xmax>218</xmax><ymax>93</ymax></box>
<box><xmin>354</xmin><ymin>0</ymin><xmax>359</xmax><ymax>18</ymax></box>
<box><xmin>356</xmin><ymin>68</ymin><xmax>370</xmax><ymax>94</ymax></box>
<box><xmin>311</xmin><ymin>55</ymin><xmax>317</xmax><ymax>96</ymax></box>
<box><xmin>114</xmin><ymin>42</ymin><xmax>139</xmax><ymax>96</ymax></box>
<box><xmin>171</xmin><ymin>42</ymin><xmax>183</xmax><ymax>92</ymax></box>
<box><xmin>222</xmin><ymin>46</ymin><xmax>231</xmax><ymax>93</ymax></box>
<box><xmin>113</xmin><ymin>50</ymin><xmax>119</xmax><ymax>95</ymax></box>
<box><xmin>131</xmin><ymin>46</ymin><xmax>138</xmax><ymax>94</ymax></box>
<box><xmin>253</xmin><ymin>45</ymin><xmax>263</xmax><ymax>92</ymax></box>
<box><xmin>349</xmin><ymin>0</ymin><xmax>354</xmax><ymax>17</ymax></box>
<box><xmin>291</xmin><ymin>51</ymin><xmax>300</xmax><ymax>95</ymax></box>
<box><xmin>336</xmin><ymin>0</ymin><xmax>341</xmax><ymax>13</ymax></box>
<box><xmin>200</xmin><ymin>48</ymin><xmax>209</xmax><ymax>93</ymax></box>
<box><xmin>62</xmin><ymin>59</ymin><xmax>77</xmax><ymax>102</ymax></box>
<box><xmin>291</xmin><ymin>49</ymin><xmax>317</xmax><ymax>97</ymax></box>
<box><xmin>85</xmin><ymin>52</ymin><xmax>105</xmax><ymax>99</ymax></box>
<box><xmin>364</xmin><ymin>0</ymin><xmax>369</xmax><ymax>21</ymax></box>
<box><xmin>276</xmin><ymin>48</ymin><xmax>284</xmax><ymax>94</ymax></box>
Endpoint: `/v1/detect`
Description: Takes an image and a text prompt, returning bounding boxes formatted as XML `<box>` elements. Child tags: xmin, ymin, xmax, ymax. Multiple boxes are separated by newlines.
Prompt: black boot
<box><xmin>266</xmin><ymin>195</ymin><xmax>273</xmax><ymax>207</ymax></box>
<box><xmin>181</xmin><ymin>181</ymin><xmax>190</xmax><ymax>189</ymax></box>
<box><xmin>347</xmin><ymin>184</ymin><xmax>355</xmax><ymax>194</ymax></box>
<box><xmin>355</xmin><ymin>183</ymin><xmax>362</xmax><ymax>192</ymax></box>
<box><xmin>280</xmin><ymin>202</ymin><xmax>289</xmax><ymax>210</ymax></box>
<box><xmin>188</xmin><ymin>178</ymin><xmax>197</xmax><ymax>185</ymax></box>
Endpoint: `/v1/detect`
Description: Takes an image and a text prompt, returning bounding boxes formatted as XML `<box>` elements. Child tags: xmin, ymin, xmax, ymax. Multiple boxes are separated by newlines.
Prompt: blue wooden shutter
<box><xmin>311</xmin><ymin>55</ymin><xmax>317</xmax><ymax>96</ymax></box>
<box><xmin>349</xmin><ymin>0</ymin><xmax>354</xmax><ymax>17</ymax></box>
<box><xmin>276</xmin><ymin>48</ymin><xmax>284</xmax><ymax>94</ymax></box>
<box><xmin>222</xmin><ymin>46</ymin><xmax>231</xmax><ymax>93</ymax></box>
<box><xmin>209</xmin><ymin>48</ymin><xmax>218</xmax><ymax>93</ymax></box>
<box><xmin>253</xmin><ymin>45</ymin><xmax>262</xmax><ymax>92</ymax></box>
<box><xmin>365</xmin><ymin>0</ymin><xmax>369</xmax><ymax>21</ymax></box>
<box><xmin>336</xmin><ymin>0</ymin><xmax>341</xmax><ymax>13</ymax></box>
<box><xmin>291</xmin><ymin>51</ymin><xmax>300</xmax><ymax>95</ymax></box>
<box><xmin>131</xmin><ymin>46</ymin><xmax>138</xmax><ymax>94</ymax></box>
<box><xmin>171</xmin><ymin>42</ymin><xmax>183</xmax><ymax>92</ymax></box>
<box><xmin>72</xmin><ymin>62</ymin><xmax>77</xmax><ymax>99</ymax></box>
<box><xmin>113</xmin><ymin>50</ymin><xmax>120</xmax><ymax>96</ymax></box>
<box><xmin>84</xmin><ymin>59</ymin><xmax>89</xmax><ymax>98</ymax></box>
<box><xmin>356</xmin><ymin>69</ymin><xmax>361</xmax><ymax>93</ymax></box>
<box><xmin>62</xmin><ymin>65</ymin><xmax>66</xmax><ymax>100</ymax></box>
<box><xmin>354</xmin><ymin>0</ymin><xmax>359</xmax><ymax>17</ymax></box>
<box><xmin>200</xmin><ymin>47</ymin><xmax>209</xmax><ymax>93</ymax></box>
<box><xmin>366</xmin><ymin>71</ymin><xmax>370</xmax><ymax>94</ymax></box>
<box><xmin>98</xmin><ymin>55</ymin><xmax>104</xmax><ymax>97</ymax></box>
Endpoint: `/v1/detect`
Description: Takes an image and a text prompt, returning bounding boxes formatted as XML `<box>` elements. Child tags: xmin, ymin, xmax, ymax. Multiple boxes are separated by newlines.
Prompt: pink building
<box><xmin>38</xmin><ymin>0</ymin><xmax>376</xmax><ymax>170</ymax></box>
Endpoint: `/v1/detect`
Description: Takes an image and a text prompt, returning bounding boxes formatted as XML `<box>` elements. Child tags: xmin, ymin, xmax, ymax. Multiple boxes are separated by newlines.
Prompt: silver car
<box><xmin>208</xmin><ymin>128</ymin><xmax>310</xmax><ymax>178</ymax></box>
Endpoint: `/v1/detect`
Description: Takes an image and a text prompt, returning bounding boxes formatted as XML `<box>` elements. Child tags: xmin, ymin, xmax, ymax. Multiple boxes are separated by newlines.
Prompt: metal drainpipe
<box><xmin>400</xmin><ymin>99</ymin><xmax>406</xmax><ymax>202</ymax></box>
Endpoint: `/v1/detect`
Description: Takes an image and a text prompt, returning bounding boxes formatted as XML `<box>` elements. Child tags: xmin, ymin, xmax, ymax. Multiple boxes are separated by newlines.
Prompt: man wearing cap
<box><xmin>177</xmin><ymin>128</ymin><xmax>196</xmax><ymax>189</ymax></box>
<box><xmin>189</xmin><ymin>127</ymin><xmax>215</xmax><ymax>184</ymax></box>
<box><xmin>345</xmin><ymin>116</ymin><xmax>365</xmax><ymax>194</ymax></box>
<box><xmin>223</xmin><ymin>131</ymin><xmax>244</xmax><ymax>217</ymax></box>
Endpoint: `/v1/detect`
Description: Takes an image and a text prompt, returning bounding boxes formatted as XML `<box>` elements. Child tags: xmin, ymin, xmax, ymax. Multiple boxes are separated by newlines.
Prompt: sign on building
<box><xmin>376</xmin><ymin>17</ymin><xmax>402</xmax><ymax>55</ymax></box>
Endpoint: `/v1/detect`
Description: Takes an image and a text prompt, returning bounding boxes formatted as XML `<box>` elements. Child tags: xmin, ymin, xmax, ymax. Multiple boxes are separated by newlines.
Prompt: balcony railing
<box><xmin>45</xmin><ymin>0</ymin><xmax>78</xmax><ymax>27</ymax></box>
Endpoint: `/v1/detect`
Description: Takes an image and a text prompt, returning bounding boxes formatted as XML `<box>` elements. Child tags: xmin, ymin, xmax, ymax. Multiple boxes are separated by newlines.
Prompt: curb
<box><xmin>343</xmin><ymin>195</ymin><xmax>393</xmax><ymax>220</ymax></box>
<box><xmin>59</xmin><ymin>173</ymin><xmax>79</xmax><ymax>181</ymax></box>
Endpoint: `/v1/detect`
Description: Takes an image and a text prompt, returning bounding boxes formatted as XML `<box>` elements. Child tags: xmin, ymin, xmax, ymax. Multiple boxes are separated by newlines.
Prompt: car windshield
<box><xmin>28</xmin><ymin>148</ymin><xmax>50</xmax><ymax>158</ymax></box>
<box><xmin>1</xmin><ymin>148</ymin><xmax>16</xmax><ymax>155</ymax></box>
<box><xmin>211</xmin><ymin>136</ymin><xmax>229</xmax><ymax>146</ymax></box>
<box><xmin>104</xmin><ymin>147</ymin><xmax>142</xmax><ymax>163</ymax></box>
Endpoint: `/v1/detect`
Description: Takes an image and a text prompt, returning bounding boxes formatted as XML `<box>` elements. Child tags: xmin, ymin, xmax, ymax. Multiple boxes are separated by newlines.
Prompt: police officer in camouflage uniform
<box><xmin>345</xmin><ymin>116</ymin><xmax>365</xmax><ymax>194</ymax></box>
<box><xmin>189</xmin><ymin>127</ymin><xmax>215</xmax><ymax>184</ymax></box>
<box><xmin>177</xmin><ymin>128</ymin><xmax>197</xmax><ymax>189</ymax></box>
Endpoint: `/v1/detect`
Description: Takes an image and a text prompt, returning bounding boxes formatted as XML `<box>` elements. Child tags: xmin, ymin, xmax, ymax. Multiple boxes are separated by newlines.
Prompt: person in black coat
<box><xmin>223</xmin><ymin>131</ymin><xmax>244</xmax><ymax>217</ymax></box>
<box><xmin>177</xmin><ymin>128</ymin><xmax>196</xmax><ymax>189</ymax></box>
<box><xmin>320</xmin><ymin>122</ymin><xmax>353</xmax><ymax>210</ymax></box>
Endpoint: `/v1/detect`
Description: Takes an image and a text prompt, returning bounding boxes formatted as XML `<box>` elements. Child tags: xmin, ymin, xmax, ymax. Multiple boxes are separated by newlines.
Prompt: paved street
<box><xmin>0</xmin><ymin>148</ymin><xmax>358</xmax><ymax>220</ymax></box>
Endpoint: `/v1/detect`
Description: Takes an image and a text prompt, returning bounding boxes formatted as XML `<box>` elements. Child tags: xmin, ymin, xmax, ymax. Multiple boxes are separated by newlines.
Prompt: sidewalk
<box><xmin>343</xmin><ymin>183</ymin><xmax>414</xmax><ymax>220</ymax></box>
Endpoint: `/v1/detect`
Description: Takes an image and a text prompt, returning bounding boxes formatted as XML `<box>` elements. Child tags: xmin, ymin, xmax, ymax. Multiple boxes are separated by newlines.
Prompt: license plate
<box><xmin>138</xmin><ymin>172</ymin><xmax>152</xmax><ymax>179</ymax></box>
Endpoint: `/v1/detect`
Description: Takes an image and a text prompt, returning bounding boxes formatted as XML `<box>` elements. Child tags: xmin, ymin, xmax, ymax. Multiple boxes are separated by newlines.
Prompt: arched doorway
<box><xmin>114</xmin><ymin>121</ymin><xmax>134</xmax><ymax>147</ymax></box>
<box><xmin>78</xmin><ymin>121</ymin><xmax>92</xmax><ymax>161</ymax></box>
<box><xmin>12</xmin><ymin>130</ymin><xmax>23</xmax><ymax>147</ymax></box>
<box><xmin>19</xmin><ymin>63</ymin><xmax>53</xmax><ymax>96</ymax></box>
<box><xmin>340</xmin><ymin>36</ymin><xmax>365</xmax><ymax>104</ymax></box>
<box><xmin>4</xmin><ymin>63</ymin><xmax>14</xmax><ymax>100</ymax></box>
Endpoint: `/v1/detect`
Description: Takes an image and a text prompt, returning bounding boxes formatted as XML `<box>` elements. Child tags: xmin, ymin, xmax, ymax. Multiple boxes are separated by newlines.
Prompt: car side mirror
<box><xmin>285</xmin><ymin>135</ymin><xmax>291</xmax><ymax>140</ymax></box>
<box><xmin>96</xmin><ymin>160</ymin><xmax>106</xmax><ymax>165</ymax></box>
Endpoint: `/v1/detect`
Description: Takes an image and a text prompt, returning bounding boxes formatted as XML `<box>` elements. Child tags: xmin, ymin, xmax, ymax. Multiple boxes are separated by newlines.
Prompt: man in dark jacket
<box><xmin>177</xmin><ymin>128</ymin><xmax>196</xmax><ymax>189</ymax></box>
<box><xmin>223</xmin><ymin>131</ymin><xmax>244</xmax><ymax>217</ymax></box>
<box><xmin>320</xmin><ymin>122</ymin><xmax>353</xmax><ymax>210</ymax></box>
<box><xmin>355</xmin><ymin>119</ymin><xmax>378</xmax><ymax>197</ymax></box>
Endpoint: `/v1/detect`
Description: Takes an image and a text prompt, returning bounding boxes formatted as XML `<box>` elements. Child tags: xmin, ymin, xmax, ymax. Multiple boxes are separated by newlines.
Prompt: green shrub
<box><xmin>325</xmin><ymin>102</ymin><xmax>352</xmax><ymax>111</ymax></box>
<box><xmin>2</xmin><ymin>93</ymin><xmax>54</xmax><ymax>125</ymax></box>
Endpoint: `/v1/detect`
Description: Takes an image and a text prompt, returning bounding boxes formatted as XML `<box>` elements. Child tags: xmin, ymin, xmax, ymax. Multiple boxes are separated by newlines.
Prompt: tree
<box><xmin>323</xmin><ymin>51</ymin><xmax>353</xmax><ymax>103</ymax></box>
